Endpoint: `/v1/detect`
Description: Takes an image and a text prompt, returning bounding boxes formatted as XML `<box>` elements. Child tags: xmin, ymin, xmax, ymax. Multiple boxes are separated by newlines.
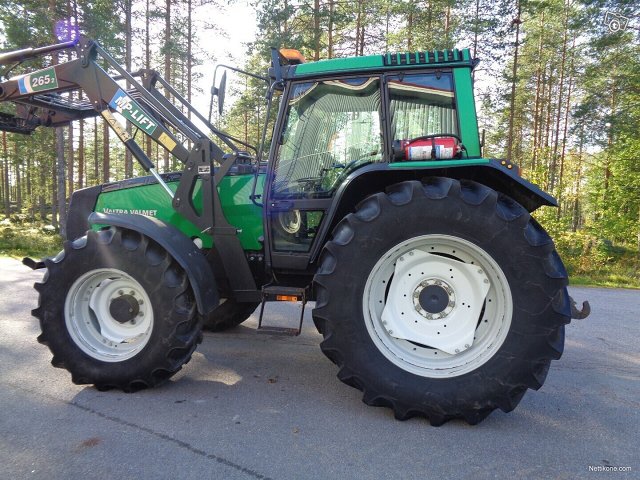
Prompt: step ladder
<box><xmin>257</xmin><ymin>286</ymin><xmax>308</xmax><ymax>336</ymax></box>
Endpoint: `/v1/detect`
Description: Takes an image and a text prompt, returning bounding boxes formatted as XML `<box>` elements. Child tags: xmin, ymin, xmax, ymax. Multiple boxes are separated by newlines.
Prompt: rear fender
<box><xmin>311</xmin><ymin>160</ymin><xmax>556</xmax><ymax>263</ymax></box>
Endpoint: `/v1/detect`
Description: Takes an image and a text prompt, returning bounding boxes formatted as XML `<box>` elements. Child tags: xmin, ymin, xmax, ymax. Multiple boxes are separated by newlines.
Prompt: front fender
<box><xmin>88</xmin><ymin>212</ymin><xmax>218</xmax><ymax>316</ymax></box>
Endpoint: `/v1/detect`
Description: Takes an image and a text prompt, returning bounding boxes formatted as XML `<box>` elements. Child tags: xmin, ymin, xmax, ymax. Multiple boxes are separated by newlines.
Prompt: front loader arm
<box><xmin>0</xmin><ymin>36</ymin><xmax>216</xmax><ymax>231</ymax></box>
<box><xmin>0</xmin><ymin>36</ymin><xmax>258</xmax><ymax>296</ymax></box>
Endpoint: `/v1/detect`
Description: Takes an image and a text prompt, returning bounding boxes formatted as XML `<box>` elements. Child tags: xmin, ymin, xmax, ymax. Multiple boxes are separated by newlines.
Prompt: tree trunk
<box><xmin>385</xmin><ymin>0</ymin><xmax>390</xmax><ymax>52</ymax></box>
<box><xmin>2</xmin><ymin>131</ymin><xmax>9</xmax><ymax>218</ymax></box>
<box><xmin>163</xmin><ymin>0</ymin><xmax>172</xmax><ymax>172</ymax></box>
<box><xmin>51</xmin><ymin>156</ymin><xmax>58</xmax><ymax>230</ymax></box>
<box><xmin>550</xmin><ymin>1</ymin><xmax>569</xmax><ymax>192</ymax></box>
<box><xmin>124</xmin><ymin>0</ymin><xmax>133</xmax><ymax>178</ymax></box>
<box><xmin>358</xmin><ymin>0</ymin><xmax>366</xmax><ymax>56</ymax></box>
<box><xmin>15</xmin><ymin>154</ymin><xmax>22</xmax><ymax>212</ymax></box>
<box><xmin>50</xmin><ymin>0</ymin><xmax>66</xmax><ymax>234</ymax></box>
<box><xmin>56</xmin><ymin>127</ymin><xmax>67</xmax><ymax>238</ymax></box>
<box><xmin>531</xmin><ymin>11</ymin><xmax>545</xmax><ymax>169</ymax></box>
<box><xmin>506</xmin><ymin>0</ymin><xmax>521</xmax><ymax>160</ymax></box>
<box><xmin>78</xmin><ymin>102</ymin><xmax>84</xmax><ymax>189</ymax></box>
<box><xmin>557</xmin><ymin>38</ymin><xmax>576</xmax><ymax>217</ymax></box>
<box><xmin>102</xmin><ymin>120</ymin><xmax>110</xmax><ymax>183</ymax></box>
<box><xmin>407</xmin><ymin>2</ymin><xmax>414</xmax><ymax>51</ymax></box>
<box><xmin>145</xmin><ymin>0</ymin><xmax>153</xmax><ymax>158</ymax></box>
<box><xmin>94</xmin><ymin>117</ymin><xmax>99</xmax><ymax>185</ymax></box>
<box><xmin>328</xmin><ymin>0</ymin><xmax>334</xmax><ymax>58</ymax></box>
<box><xmin>187</xmin><ymin>0</ymin><xmax>193</xmax><ymax>121</ymax></box>
<box><xmin>313</xmin><ymin>0</ymin><xmax>320</xmax><ymax>61</ymax></box>
<box><xmin>38</xmin><ymin>147</ymin><xmax>46</xmax><ymax>221</ymax></box>
<box><xmin>603</xmin><ymin>78</ymin><xmax>615</xmax><ymax>197</ymax></box>
<box><xmin>355</xmin><ymin>1</ymin><xmax>362</xmax><ymax>56</ymax></box>
<box><xmin>543</xmin><ymin>68</ymin><xmax>555</xmax><ymax>189</ymax></box>
<box><xmin>444</xmin><ymin>6</ymin><xmax>451</xmax><ymax>46</ymax></box>
<box><xmin>472</xmin><ymin>0</ymin><xmax>480</xmax><ymax>60</ymax></box>
<box><xmin>572</xmin><ymin>125</ymin><xmax>584</xmax><ymax>232</ymax></box>
<box><xmin>26</xmin><ymin>155</ymin><xmax>33</xmax><ymax>221</ymax></box>
<box><xmin>67</xmin><ymin>110</ymin><xmax>74</xmax><ymax>194</ymax></box>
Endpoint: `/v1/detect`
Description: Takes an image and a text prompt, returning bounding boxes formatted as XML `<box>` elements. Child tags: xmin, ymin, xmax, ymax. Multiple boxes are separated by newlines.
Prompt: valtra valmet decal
<box><xmin>109</xmin><ymin>89</ymin><xmax>158</xmax><ymax>134</ymax></box>
<box><xmin>102</xmin><ymin>207</ymin><xmax>158</xmax><ymax>216</ymax></box>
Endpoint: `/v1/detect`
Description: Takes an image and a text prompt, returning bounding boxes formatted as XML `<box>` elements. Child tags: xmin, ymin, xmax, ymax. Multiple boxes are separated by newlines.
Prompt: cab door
<box><xmin>264</xmin><ymin>76</ymin><xmax>384</xmax><ymax>271</ymax></box>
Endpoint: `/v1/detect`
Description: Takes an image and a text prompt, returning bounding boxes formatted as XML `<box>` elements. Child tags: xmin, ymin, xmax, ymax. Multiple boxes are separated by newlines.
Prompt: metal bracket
<box><xmin>570</xmin><ymin>297</ymin><xmax>591</xmax><ymax>320</ymax></box>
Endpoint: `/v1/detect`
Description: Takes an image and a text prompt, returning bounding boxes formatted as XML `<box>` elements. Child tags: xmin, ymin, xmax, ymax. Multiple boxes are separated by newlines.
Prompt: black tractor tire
<box><xmin>312</xmin><ymin>178</ymin><xmax>571</xmax><ymax>425</ymax></box>
<box><xmin>202</xmin><ymin>298</ymin><xmax>259</xmax><ymax>332</ymax></box>
<box><xmin>33</xmin><ymin>226</ymin><xmax>203</xmax><ymax>392</ymax></box>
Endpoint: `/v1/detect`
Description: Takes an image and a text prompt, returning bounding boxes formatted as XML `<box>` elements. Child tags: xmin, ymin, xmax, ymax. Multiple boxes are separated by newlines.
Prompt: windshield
<box><xmin>272</xmin><ymin>77</ymin><xmax>382</xmax><ymax>199</ymax></box>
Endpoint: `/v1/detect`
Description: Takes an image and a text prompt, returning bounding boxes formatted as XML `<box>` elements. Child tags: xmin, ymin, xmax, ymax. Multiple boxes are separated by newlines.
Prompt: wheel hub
<box><xmin>414</xmin><ymin>280</ymin><xmax>455</xmax><ymax>318</ymax></box>
<box><xmin>109</xmin><ymin>294</ymin><xmax>140</xmax><ymax>323</ymax></box>
<box><xmin>380</xmin><ymin>248</ymin><xmax>490</xmax><ymax>354</ymax></box>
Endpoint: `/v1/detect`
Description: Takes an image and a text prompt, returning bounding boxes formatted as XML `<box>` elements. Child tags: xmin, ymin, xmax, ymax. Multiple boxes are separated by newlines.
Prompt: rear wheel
<box><xmin>313</xmin><ymin>179</ymin><xmax>571</xmax><ymax>425</ymax></box>
<box><xmin>33</xmin><ymin>226</ymin><xmax>203</xmax><ymax>391</ymax></box>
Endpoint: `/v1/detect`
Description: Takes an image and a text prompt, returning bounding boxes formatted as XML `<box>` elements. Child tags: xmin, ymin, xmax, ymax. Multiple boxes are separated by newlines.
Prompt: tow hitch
<box><xmin>570</xmin><ymin>296</ymin><xmax>591</xmax><ymax>319</ymax></box>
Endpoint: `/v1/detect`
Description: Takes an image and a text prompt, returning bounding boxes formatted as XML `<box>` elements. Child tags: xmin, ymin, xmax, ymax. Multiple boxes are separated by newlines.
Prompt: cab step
<box><xmin>257</xmin><ymin>286</ymin><xmax>308</xmax><ymax>336</ymax></box>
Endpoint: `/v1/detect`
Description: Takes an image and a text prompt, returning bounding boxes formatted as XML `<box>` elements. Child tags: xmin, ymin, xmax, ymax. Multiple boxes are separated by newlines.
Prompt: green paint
<box><xmin>388</xmin><ymin>159</ymin><xmax>490</xmax><ymax>169</ymax></box>
<box><xmin>95</xmin><ymin>173</ymin><xmax>265</xmax><ymax>251</ymax></box>
<box><xmin>453</xmin><ymin>68</ymin><xmax>481</xmax><ymax>157</ymax></box>
<box><xmin>295</xmin><ymin>55</ymin><xmax>384</xmax><ymax>75</ymax></box>
<box><xmin>19</xmin><ymin>66</ymin><xmax>58</xmax><ymax>94</ymax></box>
<box><xmin>294</xmin><ymin>49</ymin><xmax>474</xmax><ymax>77</ymax></box>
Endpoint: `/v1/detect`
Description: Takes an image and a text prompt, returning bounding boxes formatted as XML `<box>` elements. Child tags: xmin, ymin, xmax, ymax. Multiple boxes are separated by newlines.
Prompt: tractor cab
<box><xmin>260</xmin><ymin>48</ymin><xmax>487</xmax><ymax>272</ymax></box>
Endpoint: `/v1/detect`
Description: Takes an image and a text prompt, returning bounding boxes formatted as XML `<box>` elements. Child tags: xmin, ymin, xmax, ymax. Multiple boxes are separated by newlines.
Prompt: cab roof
<box><xmin>290</xmin><ymin>48</ymin><xmax>475</xmax><ymax>78</ymax></box>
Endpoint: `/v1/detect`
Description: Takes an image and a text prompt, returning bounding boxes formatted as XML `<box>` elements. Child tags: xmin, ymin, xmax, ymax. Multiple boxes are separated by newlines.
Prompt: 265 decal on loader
<box><xmin>0</xmin><ymin>36</ymin><xmax>590</xmax><ymax>425</ymax></box>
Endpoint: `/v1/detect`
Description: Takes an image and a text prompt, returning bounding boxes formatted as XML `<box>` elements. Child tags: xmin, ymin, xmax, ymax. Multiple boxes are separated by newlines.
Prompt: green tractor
<box><xmin>0</xmin><ymin>37</ymin><xmax>589</xmax><ymax>425</ymax></box>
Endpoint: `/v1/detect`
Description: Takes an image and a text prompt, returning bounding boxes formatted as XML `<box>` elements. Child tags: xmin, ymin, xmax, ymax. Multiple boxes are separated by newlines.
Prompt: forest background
<box><xmin>0</xmin><ymin>0</ymin><xmax>638</xmax><ymax>288</ymax></box>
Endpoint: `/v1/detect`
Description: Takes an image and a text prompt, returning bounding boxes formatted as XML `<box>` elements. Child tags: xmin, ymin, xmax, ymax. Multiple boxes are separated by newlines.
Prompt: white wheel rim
<box><xmin>277</xmin><ymin>210</ymin><xmax>302</xmax><ymax>234</ymax></box>
<box><xmin>362</xmin><ymin>235</ymin><xmax>512</xmax><ymax>378</ymax></box>
<box><xmin>64</xmin><ymin>268</ymin><xmax>154</xmax><ymax>362</ymax></box>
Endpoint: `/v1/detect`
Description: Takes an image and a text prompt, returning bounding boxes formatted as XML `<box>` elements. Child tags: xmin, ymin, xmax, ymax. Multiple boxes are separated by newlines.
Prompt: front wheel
<box><xmin>33</xmin><ymin>226</ymin><xmax>203</xmax><ymax>391</ymax></box>
<box><xmin>313</xmin><ymin>179</ymin><xmax>571</xmax><ymax>425</ymax></box>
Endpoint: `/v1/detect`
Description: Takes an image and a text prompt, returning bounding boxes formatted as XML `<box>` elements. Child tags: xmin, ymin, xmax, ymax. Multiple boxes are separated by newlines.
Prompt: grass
<box><xmin>0</xmin><ymin>219</ymin><xmax>63</xmax><ymax>260</ymax></box>
<box><xmin>1</xmin><ymin>218</ymin><xmax>638</xmax><ymax>290</ymax></box>
<box><xmin>569</xmin><ymin>274</ymin><xmax>640</xmax><ymax>289</ymax></box>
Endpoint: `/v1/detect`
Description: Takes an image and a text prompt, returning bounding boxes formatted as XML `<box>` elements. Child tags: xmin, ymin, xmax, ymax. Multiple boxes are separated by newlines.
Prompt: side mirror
<box><xmin>215</xmin><ymin>71</ymin><xmax>227</xmax><ymax>115</ymax></box>
<box><xmin>210</xmin><ymin>70</ymin><xmax>227</xmax><ymax>116</ymax></box>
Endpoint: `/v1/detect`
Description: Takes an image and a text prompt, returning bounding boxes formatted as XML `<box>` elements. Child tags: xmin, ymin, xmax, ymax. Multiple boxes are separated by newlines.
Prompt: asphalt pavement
<box><xmin>0</xmin><ymin>256</ymin><xmax>638</xmax><ymax>479</ymax></box>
